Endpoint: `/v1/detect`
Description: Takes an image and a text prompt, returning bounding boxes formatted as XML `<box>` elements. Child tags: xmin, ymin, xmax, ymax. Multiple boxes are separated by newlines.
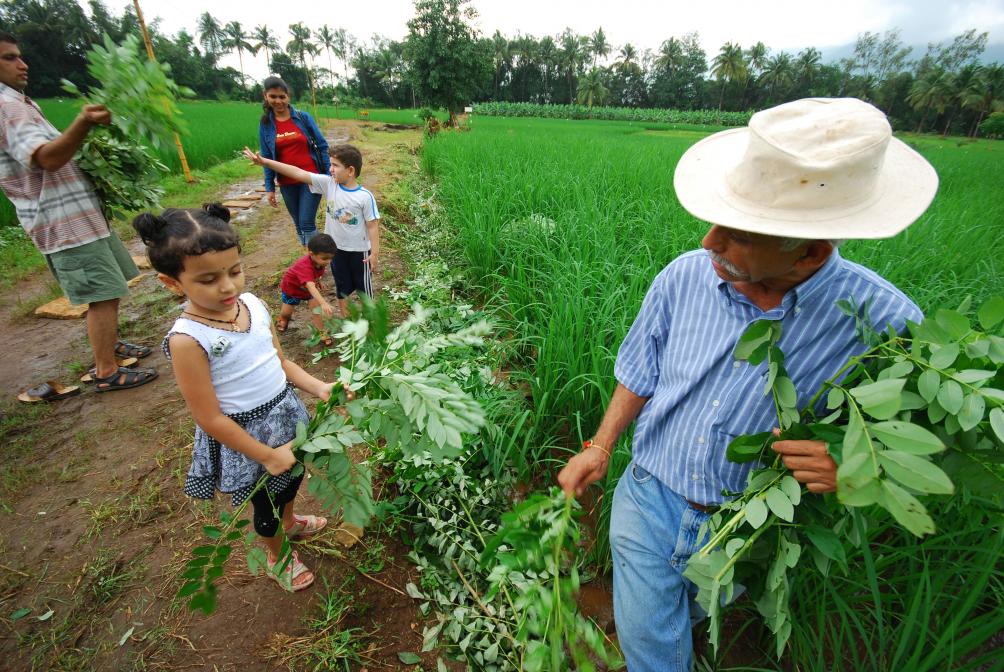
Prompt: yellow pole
<box><xmin>132</xmin><ymin>0</ymin><xmax>194</xmax><ymax>183</ymax></box>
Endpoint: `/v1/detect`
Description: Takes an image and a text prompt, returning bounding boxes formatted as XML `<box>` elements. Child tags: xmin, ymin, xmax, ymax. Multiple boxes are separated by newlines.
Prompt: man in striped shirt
<box><xmin>558</xmin><ymin>99</ymin><xmax>937</xmax><ymax>671</ymax></box>
<box><xmin>0</xmin><ymin>32</ymin><xmax>156</xmax><ymax>394</ymax></box>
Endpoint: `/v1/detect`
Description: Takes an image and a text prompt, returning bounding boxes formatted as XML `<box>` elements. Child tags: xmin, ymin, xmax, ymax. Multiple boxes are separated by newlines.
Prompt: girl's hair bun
<box><xmin>203</xmin><ymin>202</ymin><xmax>231</xmax><ymax>222</ymax></box>
<box><xmin>132</xmin><ymin>212</ymin><xmax>168</xmax><ymax>244</ymax></box>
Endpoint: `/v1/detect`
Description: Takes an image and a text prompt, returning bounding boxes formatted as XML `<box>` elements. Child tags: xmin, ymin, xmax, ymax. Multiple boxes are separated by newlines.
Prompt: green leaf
<box><xmin>935</xmin><ymin>309</ymin><xmax>970</xmax><ymax>339</ymax></box>
<box><xmin>990</xmin><ymin>407</ymin><xmax>1004</xmax><ymax>443</ymax></box>
<box><xmin>398</xmin><ymin>652</ymin><xmax>422</xmax><ymax>664</ymax></box>
<box><xmin>826</xmin><ymin>386</ymin><xmax>844</xmax><ymax>410</ymax></box>
<box><xmin>868</xmin><ymin>421</ymin><xmax>944</xmax><ymax>455</ymax></box>
<box><xmin>744</xmin><ymin>498</ymin><xmax>769</xmax><ymax>529</ymax></box>
<box><xmin>10</xmin><ymin>607</ymin><xmax>30</xmax><ymax>621</ymax></box>
<box><xmin>880</xmin><ymin>480</ymin><xmax>935</xmax><ymax>536</ymax></box>
<box><xmin>977</xmin><ymin>296</ymin><xmax>1004</xmax><ymax>330</ymax></box>
<box><xmin>878</xmin><ymin>450</ymin><xmax>954</xmax><ymax>494</ymax></box>
<box><xmin>765</xmin><ymin>487</ymin><xmax>794</xmax><ymax>522</ymax></box>
<box><xmin>803</xmin><ymin>525</ymin><xmax>846</xmax><ymax>565</ymax></box>
<box><xmin>726</xmin><ymin>431</ymin><xmax>771</xmax><ymax>463</ymax></box>
<box><xmin>775</xmin><ymin>376</ymin><xmax>797</xmax><ymax>409</ymax></box>
<box><xmin>917</xmin><ymin>369</ymin><xmax>940</xmax><ymax>402</ymax></box>
<box><xmin>849</xmin><ymin>378</ymin><xmax>905</xmax><ymax>420</ymax></box>
<box><xmin>779</xmin><ymin>474</ymin><xmax>802</xmax><ymax>506</ymax></box>
<box><xmin>734</xmin><ymin>320</ymin><xmax>774</xmax><ymax>361</ymax></box>
<box><xmin>937</xmin><ymin>380</ymin><xmax>964</xmax><ymax>415</ymax></box>
<box><xmin>958</xmin><ymin>393</ymin><xmax>986</xmax><ymax>431</ymax></box>
<box><xmin>929</xmin><ymin>342</ymin><xmax>960</xmax><ymax>369</ymax></box>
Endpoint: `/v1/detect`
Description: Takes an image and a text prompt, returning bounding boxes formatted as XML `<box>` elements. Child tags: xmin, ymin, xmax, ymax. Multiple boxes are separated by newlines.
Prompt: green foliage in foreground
<box><xmin>686</xmin><ymin>295</ymin><xmax>1004</xmax><ymax>659</ymax></box>
<box><xmin>178</xmin><ymin>300</ymin><xmax>489</xmax><ymax>614</ymax></box>
<box><xmin>473</xmin><ymin>101</ymin><xmax>752</xmax><ymax>127</ymax></box>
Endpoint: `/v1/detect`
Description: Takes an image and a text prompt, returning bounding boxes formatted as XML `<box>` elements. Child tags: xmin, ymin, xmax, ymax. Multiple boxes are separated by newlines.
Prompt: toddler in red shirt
<box><xmin>278</xmin><ymin>233</ymin><xmax>337</xmax><ymax>345</ymax></box>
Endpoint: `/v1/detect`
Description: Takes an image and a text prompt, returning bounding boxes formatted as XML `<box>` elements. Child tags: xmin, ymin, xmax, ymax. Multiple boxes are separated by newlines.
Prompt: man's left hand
<box><xmin>771</xmin><ymin>429</ymin><xmax>837</xmax><ymax>493</ymax></box>
<box><xmin>80</xmin><ymin>104</ymin><xmax>111</xmax><ymax>126</ymax></box>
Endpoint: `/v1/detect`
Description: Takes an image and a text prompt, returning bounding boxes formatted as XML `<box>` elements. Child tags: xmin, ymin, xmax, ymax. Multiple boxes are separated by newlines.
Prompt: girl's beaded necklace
<box><xmin>182</xmin><ymin>300</ymin><xmax>242</xmax><ymax>331</ymax></box>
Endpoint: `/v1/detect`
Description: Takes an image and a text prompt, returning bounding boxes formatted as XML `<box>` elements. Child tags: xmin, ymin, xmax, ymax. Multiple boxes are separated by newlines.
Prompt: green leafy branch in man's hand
<box><xmin>686</xmin><ymin>294</ymin><xmax>1004</xmax><ymax>659</ymax></box>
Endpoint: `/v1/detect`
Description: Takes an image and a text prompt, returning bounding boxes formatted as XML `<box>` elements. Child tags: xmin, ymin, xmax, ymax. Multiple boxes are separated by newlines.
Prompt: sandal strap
<box><xmin>96</xmin><ymin>367</ymin><xmax>155</xmax><ymax>385</ymax></box>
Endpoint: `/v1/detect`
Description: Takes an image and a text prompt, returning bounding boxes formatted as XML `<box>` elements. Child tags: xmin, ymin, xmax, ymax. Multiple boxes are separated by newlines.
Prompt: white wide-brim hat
<box><xmin>673</xmin><ymin>98</ymin><xmax>939</xmax><ymax>239</ymax></box>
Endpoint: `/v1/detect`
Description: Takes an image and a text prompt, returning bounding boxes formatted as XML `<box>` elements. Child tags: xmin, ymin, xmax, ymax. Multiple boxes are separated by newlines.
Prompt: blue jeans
<box><xmin>278</xmin><ymin>183</ymin><xmax>322</xmax><ymax>246</ymax></box>
<box><xmin>610</xmin><ymin>462</ymin><xmax>710</xmax><ymax>672</ymax></box>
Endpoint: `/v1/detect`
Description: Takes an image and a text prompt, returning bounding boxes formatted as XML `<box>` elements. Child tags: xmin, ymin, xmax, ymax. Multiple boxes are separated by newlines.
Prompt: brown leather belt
<box><xmin>686</xmin><ymin>499</ymin><xmax>717</xmax><ymax>514</ymax></box>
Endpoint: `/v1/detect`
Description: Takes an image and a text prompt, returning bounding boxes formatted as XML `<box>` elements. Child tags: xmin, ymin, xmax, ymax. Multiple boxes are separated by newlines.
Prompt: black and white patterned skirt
<box><xmin>184</xmin><ymin>384</ymin><xmax>310</xmax><ymax>506</ymax></box>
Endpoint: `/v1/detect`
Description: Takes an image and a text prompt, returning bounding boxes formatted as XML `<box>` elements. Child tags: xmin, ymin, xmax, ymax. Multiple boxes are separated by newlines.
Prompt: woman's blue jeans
<box><xmin>610</xmin><ymin>462</ymin><xmax>710</xmax><ymax>672</ymax></box>
<box><xmin>278</xmin><ymin>183</ymin><xmax>322</xmax><ymax>246</ymax></box>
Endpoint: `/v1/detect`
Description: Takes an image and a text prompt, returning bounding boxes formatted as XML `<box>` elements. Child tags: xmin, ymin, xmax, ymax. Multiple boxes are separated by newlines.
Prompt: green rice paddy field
<box><xmin>423</xmin><ymin>116</ymin><xmax>1004</xmax><ymax>439</ymax></box>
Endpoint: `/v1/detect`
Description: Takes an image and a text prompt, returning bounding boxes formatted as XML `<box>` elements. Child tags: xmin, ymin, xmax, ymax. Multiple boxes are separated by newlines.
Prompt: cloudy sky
<box><xmin>115</xmin><ymin>0</ymin><xmax>1003</xmax><ymax>76</ymax></box>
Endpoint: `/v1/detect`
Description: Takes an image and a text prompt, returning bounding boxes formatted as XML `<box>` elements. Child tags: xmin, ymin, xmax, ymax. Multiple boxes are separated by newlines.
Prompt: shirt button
<box><xmin>697</xmin><ymin>437</ymin><xmax>705</xmax><ymax>444</ymax></box>
<box><xmin>795</xmin><ymin>306</ymin><xmax>802</xmax><ymax>314</ymax></box>
<box><xmin>712</xmin><ymin>400</ymin><xmax>720</xmax><ymax>407</ymax></box>
<box><xmin>733</xmin><ymin>361</ymin><xmax>742</xmax><ymax>369</ymax></box>
<box><xmin>692</xmin><ymin>473</ymin><xmax>700</xmax><ymax>481</ymax></box>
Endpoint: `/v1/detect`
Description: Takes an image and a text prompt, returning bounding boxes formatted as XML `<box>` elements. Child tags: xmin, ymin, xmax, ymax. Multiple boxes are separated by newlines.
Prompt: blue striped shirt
<box><xmin>615</xmin><ymin>249</ymin><xmax>922</xmax><ymax>505</ymax></box>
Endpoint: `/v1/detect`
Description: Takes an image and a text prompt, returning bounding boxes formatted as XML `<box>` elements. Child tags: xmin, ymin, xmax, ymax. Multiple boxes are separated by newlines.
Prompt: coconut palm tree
<box><xmin>908</xmin><ymin>68</ymin><xmax>952</xmax><ymax>133</ymax></box>
<box><xmin>538</xmin><ymin>35</ymin><xmax>557</xmax><ymax>102</ymax></box>
<box><xmin>316</xmin><ymin>25</ymin><xmax>337</xmax><ymax>88</ymax></box>
<box><xmin>794</xmin><ymin>47</ymin><xmax>821</xmax><ymax>94</ymax></box>
<box><xmin>332</xmin><ymin>28</ymin><xmax>354</xmax><ymax>86</ymax></box>
<box><xmin>222</xmin><ymin>21</ymin><xmax>255</xmax><ymax>90</ymax></box>
<box><xmin>963</xmin><ymin>64</ymin><xmax>1004</xmax><ymax>137</ymax></box>
<box><xmin>252</xmin><ymin>25</ymin><xmax>280</xmax><ymax>75</ymax></box>
<box><xmin>577</xmin><ymin>68</ymin><xmax>608</xmax><ymax>108</ymax></box>
<box><xmin>761</xmin><ymin>52</ymin><xmax>794</xmax><ymax>103</ymax></box>
<box><xmin>560</xmin><ymin>29</ymin><xmax>587</xmax><ymax>104</ymax></box>
<box><xmin>590</xmin><ymin>27</ymin><xmax>609</xmax><ymax>68</ymax></box>
<box><xmin>711</xmin><ymin>42</ymin><xmax>748</xmax><ymax>110</ymax></box>
<box><xmin>197</xmin><ymin>12</ymin><xmax>225</xmax><ymax>58</ymax></box>
<box><xmin>287</xmin><ymin>23</ymin><xmax>319</xmax><ymax>110</ymax></box>
<box><xmin>655</xmin><ymin>37</ymin><xmax>685</xmax><ymax>75</ymax></box>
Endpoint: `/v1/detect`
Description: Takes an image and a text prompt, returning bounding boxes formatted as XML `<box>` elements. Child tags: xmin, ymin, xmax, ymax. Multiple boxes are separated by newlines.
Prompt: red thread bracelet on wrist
<box><xmin>583</xmin><ymin>439</ymin><xmax>611</xmax><ymax>458</ymax></box>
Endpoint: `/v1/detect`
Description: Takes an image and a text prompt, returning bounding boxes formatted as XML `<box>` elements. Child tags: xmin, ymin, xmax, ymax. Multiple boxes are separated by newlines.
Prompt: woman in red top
<box><xmin>257</xmin><ymin>76</ymin><xmax>330</xmax><ymax>246</ymax></box>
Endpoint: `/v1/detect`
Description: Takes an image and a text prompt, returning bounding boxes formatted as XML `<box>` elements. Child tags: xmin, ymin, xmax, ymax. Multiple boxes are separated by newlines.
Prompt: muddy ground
<box><xmin>0</xmin><ymin>121</ymin><xmax>449</xmax><ymax>671</ymax></box>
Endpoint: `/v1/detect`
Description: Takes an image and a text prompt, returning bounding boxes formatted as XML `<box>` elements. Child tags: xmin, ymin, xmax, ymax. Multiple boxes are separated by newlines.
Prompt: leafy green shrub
<box><xmin>980</xmin><ymin>111</ymin><xmax>1004</xmax><ymax>138</ymax></box>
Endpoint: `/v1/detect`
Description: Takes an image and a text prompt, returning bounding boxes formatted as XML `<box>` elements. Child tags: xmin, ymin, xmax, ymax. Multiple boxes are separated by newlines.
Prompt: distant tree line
<box><xmin>1</xmin><ymin>0</ymin><xmax>1001</xmax><ymax>136</ymax></box>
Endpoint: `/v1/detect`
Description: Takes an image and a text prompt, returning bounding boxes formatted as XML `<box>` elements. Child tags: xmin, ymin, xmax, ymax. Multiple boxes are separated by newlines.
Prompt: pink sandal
<box><xmin>286</xmin><ymin>513</ymin><xmax>328</xmax><ymax>540</ymax></box>
<box><xmin>267</xmin><ymin>550</ymin><xmax>314</xmax><ymax>592</ymax></box>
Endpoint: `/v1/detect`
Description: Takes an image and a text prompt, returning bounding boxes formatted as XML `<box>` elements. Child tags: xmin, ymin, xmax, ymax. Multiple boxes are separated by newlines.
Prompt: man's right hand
<box><xmin>265</xmin><ymin>441</ymin><xmax>297</xmax><ymax>475</ymax></box>
<box><xmin>79</xmin><ymin>104</ymin><xmax>111</xmax><ymax>126</ymax></box>
<box><xmin>267</xmin><ymin>191</ymin><xmax>278</xmax><ymax>207</ymax></box>
<box><xmin>558</xmin><ymin>445</ymin><xmax>611</xmax><ymax>498</ymax></box>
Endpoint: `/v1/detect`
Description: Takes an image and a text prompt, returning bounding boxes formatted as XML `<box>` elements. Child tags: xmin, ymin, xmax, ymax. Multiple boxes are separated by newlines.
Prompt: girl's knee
<box><xmin>254</xmin><ymin>513</ymin><xmax>281</xmax><ymax>537</ymax></box>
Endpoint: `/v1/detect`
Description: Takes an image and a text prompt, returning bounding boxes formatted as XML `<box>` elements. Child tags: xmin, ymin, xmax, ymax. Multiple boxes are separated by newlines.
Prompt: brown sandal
<box><xmin>94</xmin><ymin>367</ymin><xmax>159</xmax><ymax>392</ymax></box>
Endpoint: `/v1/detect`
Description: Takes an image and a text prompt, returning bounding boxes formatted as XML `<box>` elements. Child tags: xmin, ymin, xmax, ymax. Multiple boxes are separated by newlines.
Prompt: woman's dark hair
<box><xmin>132</xmin><ymin>203</ymin><xmax>240</xmax><ymax>278</ymax></box>
<box><xmin>261</xmin><ymin>76</ymin><xmax>291</xmax><ymax>124</ymax></box>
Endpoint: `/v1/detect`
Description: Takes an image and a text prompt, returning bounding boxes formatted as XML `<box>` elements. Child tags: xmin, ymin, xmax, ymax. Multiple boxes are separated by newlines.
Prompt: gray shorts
<box><xmin>44</xmin><ymin>233</ymin><xmax>139</xmax><ymax>305</ymax></box>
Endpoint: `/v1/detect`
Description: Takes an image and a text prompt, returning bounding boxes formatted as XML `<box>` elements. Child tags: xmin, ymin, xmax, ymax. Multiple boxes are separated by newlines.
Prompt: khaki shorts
<box><xmin>44</xmin><ymin>233</ymin><xmax>139</xmax><ymax>306</ymax></box>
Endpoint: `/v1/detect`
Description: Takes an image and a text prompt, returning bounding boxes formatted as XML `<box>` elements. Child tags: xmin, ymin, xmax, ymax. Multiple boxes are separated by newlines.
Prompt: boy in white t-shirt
<box><xmin>243</xmin><ymin>143</ymin><xmax>380</xmax><ymax>317</ymax></box>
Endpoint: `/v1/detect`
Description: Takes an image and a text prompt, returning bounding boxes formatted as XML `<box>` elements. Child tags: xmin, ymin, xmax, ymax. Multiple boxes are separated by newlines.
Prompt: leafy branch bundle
<box><xmin>480</xmin><ymin>488</ymin><xmax>623</xmax><ymax>671</ymax></box>
<box><xmin>61</xmin><ymin>34</ymin><xmax>193</xmax><ymax>221</ymax></box>
<box><xmin>684</xmin><ymin>295</ymin><xmax>1004</xmax><ymax>657</ymax></box>
<box><xmin>178</xmin><ymin>300</ymin><xmax>490</xmax><ymax>613</ymax></box>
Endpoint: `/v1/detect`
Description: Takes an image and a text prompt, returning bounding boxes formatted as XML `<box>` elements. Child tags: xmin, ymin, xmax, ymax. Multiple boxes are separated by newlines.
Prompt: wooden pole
<box><xmin>132</xmin><ymin>0</ymin><xmax>194</xmax><ymax>183</ymax></box>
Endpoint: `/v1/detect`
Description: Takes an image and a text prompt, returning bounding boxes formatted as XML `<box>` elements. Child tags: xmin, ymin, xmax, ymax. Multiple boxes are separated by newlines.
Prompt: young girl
<box><xmin>134</xmin><ymin>203</ymin><xmax>330</xmax><ymax>592</ymax></box>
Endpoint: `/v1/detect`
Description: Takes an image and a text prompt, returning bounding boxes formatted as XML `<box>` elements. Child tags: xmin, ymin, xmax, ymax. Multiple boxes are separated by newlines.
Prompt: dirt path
<box><xmin>0</xmin><ymin>121</ymin><xmax>437</xmax><ymax>671</ymax></box>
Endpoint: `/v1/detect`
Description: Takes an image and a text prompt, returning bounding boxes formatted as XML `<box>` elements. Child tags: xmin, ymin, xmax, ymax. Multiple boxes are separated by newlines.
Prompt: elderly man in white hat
<box><xmin>558</xmin><ymin>98</ymin><xmax>938</xmax><ymax>671</ymax></box>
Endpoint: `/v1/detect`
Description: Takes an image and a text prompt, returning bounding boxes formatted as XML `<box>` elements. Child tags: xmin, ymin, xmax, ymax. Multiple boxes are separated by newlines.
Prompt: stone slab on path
<box><xmin>132</xmin><ymin>255</ymin><xmax>152</xmax><ymax>270</ymax></box>
<box><xmin>35</xmin><ymin>296</ymin><xmax>88</xmax><ymax>319</ymax></box>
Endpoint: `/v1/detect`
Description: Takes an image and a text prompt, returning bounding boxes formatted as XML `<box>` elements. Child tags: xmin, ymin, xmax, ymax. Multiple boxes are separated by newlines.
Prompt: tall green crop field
<box><xmin>423</xmin><ymin>117</ymin><xmax>1004</xmax><ymax>437</ymax></box>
